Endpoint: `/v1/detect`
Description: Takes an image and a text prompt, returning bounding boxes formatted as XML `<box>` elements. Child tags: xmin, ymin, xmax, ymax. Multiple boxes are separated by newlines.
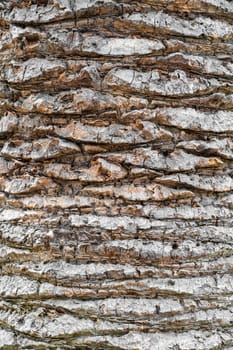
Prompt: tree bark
<box><xmin>0</xmin><ymin>1</ymin><xmax>233</xmax><ymax>349</ymax></box>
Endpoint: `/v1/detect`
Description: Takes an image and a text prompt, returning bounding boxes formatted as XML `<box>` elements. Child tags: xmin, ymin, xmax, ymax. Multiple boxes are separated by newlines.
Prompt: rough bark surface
<box><xmin>0</xmin><ymin>1</ymin><xmax>233</xmax><ymax>349</ymax></box>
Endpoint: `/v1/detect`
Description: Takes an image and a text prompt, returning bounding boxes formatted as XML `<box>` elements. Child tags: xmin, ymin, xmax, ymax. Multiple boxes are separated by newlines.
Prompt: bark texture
<box><xmin>0</xmin><ymin>1</ymin><xmax>233</xmax><ymax>349</ymax></box>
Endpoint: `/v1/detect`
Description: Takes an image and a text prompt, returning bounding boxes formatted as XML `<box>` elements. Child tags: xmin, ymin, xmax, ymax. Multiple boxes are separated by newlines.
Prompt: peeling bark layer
<box><xmin>0</xmin><ymin>1</ymin><xmax>233</xmax><ymax>349</ymax></box>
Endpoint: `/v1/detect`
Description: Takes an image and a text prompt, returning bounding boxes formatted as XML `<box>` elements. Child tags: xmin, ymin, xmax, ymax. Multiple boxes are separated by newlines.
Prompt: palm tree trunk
<box><xmin>0</xmin><ymin>1</ymin><xmax>233</xmax><ymax>348</ymax></box>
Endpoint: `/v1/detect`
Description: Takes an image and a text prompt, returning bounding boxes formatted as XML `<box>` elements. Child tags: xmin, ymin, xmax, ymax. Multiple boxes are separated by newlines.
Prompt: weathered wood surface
<box><xmin>0</xmin><ymin>1</ymin><xmax>233</xmax><ymax>349</ymax></box>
